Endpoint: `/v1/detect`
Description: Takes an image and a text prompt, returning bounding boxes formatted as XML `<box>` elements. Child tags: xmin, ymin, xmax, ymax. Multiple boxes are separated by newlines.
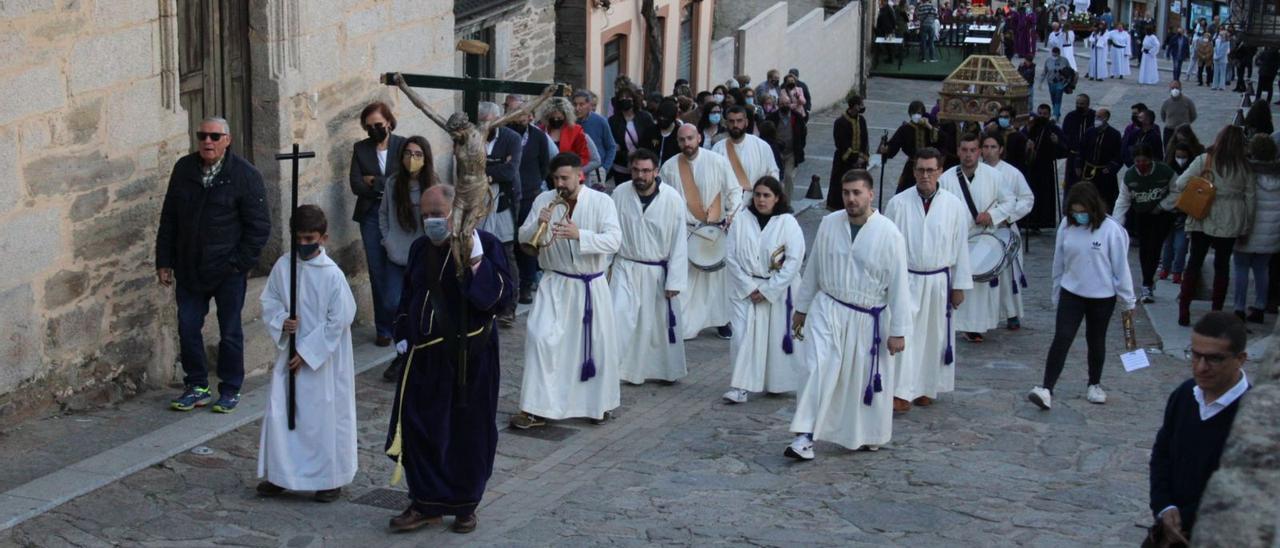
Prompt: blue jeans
<box><xmin>516</xmin><ymin>200</ymin><xmax>541</xmax><ymax>289</ymax></box>
<box><xmin>1213</xmin><ymin>60</ymin><xmax>1228</xmax><ymax>88</ymax></box>
<box><xmin>359</xmin><ymin>206</ymin><xmax>393</xmax><ymax>338</ymax></box>
<box><xmin>1048</xmin><ymin>82</ymin><xmax>1066</xmax><ymax>118</ymax></box>
<box><xmin>1233</xmin><ymin>252</ymin><xmax>1271</xmax><ymax>311</ymax></box>
<box><xmin>176</xmin><ymin>273</ymin><xmax>247</xmax><ymax>395</ymax></box>
<box><xmin>1172</xmin><ymin>57</ymin><xmax>1184</xmax><ymax>81</ymax></box>
<box><xmin>1161</xmin><ymin>220</ymin><xmax>1189</xmax><ymax>274</ymax></box>
<box><xmin>921</xmin><ymin>30</ymin><xmax>937</xmax><ymax>61</ymax></box>
<box><xmin>384</xmin><ymin>261</ymin><xmax>406</xmax><ymax>328</ymax></box>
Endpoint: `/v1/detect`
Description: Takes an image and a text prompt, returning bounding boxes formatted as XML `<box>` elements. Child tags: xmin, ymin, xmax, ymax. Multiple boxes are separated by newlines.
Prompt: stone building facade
<box><xmin>0</xmin><ymin>0</ymin><xmax>552</xmax><ymax>420</ymax></box>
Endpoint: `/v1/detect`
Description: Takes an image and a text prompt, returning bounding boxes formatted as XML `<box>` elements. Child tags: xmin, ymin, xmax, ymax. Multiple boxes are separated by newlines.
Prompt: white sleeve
<box><xmin>1109</xmin><ymin>222</ymin><xmax>1137</xmax><ymax>310</ymax></box>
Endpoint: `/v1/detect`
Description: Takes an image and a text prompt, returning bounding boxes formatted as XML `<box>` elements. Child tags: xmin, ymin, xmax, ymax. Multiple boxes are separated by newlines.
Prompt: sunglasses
<box><xmin>196</xmin><ymin>132</ymin><xmax>225</xmax><ymax>142</ymax></box>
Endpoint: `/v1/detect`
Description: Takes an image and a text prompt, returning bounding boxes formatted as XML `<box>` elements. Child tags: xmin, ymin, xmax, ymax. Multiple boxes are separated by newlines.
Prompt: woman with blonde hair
<box><xmin>539</xmin><ymin>97</ymin><xmax>592</xmax><ymax>168</ymax></box>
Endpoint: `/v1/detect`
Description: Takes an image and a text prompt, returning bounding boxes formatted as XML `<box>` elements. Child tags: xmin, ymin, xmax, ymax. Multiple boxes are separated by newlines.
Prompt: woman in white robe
<box><xmin>723</xmin><ymin>177</ymin><xmax>806</xmax><ymax>403</ymax></box>
<box><xmin>1138</xmin><ymin>32</ymin><xmax>1161</xmax><ymax>85</ymax></box>
<box><xmin>1087</xmin><ymin>28</ymin><xmax>1109</xmax><ymax>80</ymax></box>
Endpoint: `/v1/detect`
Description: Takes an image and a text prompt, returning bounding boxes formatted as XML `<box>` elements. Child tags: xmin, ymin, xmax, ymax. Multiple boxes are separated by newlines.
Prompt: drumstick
<box><xmin>692</xmin><ymin>229</ymin><xmax>719</xmax><ymax>242</ymax></box>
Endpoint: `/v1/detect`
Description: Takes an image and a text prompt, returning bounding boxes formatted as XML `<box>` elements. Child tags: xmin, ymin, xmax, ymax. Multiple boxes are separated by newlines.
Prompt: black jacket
<box><xmin>765</xmin><ymin>109</ymin><xmax>809</xmax><ymax>165</ymax></box>
<box><xmin>517</xmin><ymin>125</ymin><xmax>552</xmax><ymax>219</ymax></box>
<box><xmin>155</xmin><ymin>151</ymin><xmax>271</xmax><ymax>292</ymax></box>
<box><xmin>348</xmin><ymin>134</ymin><xmax>407</xmax><ymax>222</ymax></box>
<box><xmin>608</xmin><ymin>110</ymin><xmax>657</xmax><ymax>170</ymax></box>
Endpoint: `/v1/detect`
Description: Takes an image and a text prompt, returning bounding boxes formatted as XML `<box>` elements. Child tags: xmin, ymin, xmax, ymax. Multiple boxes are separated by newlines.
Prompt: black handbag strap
<box><xmin>954</xmin><ymin>166</ymin><xmax>980</xmax><ymax>220</ymax></box>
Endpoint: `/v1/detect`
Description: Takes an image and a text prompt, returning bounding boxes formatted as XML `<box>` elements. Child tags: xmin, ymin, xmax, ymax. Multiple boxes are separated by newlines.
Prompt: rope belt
<box><xmin>554</xmin><ymin>270</ymin><xmax>605</xmax><ymax>381</ymax></box>
<box><xmin>824</xmin><ymin>292</ymin><xmax>886</xmax><ymax>406</ymax></box>
<box><xmin>909</xmin><ymin>266</ymin><xmax>954</xmax><ymax>365</ymax></box>
<box><xmin>621</xmin><ymin>257</ymin><xmax>677</xmax><ymax>344</ymax></box>
<box><xmin>751</xmin><ymin>274</ymin><xmax>795</xmax><ymax>354</ymax></box>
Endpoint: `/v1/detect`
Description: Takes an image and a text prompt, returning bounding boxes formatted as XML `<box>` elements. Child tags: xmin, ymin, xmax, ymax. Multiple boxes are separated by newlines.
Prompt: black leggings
<box><xmin>1135</xmin><ymin>211</ymin><xmax>1174</xmax><ymax>287</ymax></box>
<box><xmin>1043</xmin><ymin>289</ymin><xmax>1116</xmax><ymax>392</ymax></box>
<box><xmin>1186</xmin><ymin>232</ymin><xmax>1236</xmax><ymax>282</ymax></box>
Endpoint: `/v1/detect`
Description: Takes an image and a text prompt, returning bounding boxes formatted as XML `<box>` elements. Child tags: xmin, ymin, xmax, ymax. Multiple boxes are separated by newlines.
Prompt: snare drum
<box><xmin>968</xmin><ymin>233</ymin><xmax>1007</xmax><ymax>283</ymax></box>
<box><xmin>688</xmin><ymin>223</ymin><xmax>728</xmax><ymax>272</ymax></box>
<box><xmin>993</xmin><ymin>226</ymin><xmax>1022</xmax><ymax>259</ymax></box>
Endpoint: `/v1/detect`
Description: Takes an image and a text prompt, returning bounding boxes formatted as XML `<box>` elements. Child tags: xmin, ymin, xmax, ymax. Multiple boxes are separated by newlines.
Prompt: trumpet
<box><xmin>520</xmin><ymin>195</ymin><xmax>569</xmax><ymax>256</ymax></box>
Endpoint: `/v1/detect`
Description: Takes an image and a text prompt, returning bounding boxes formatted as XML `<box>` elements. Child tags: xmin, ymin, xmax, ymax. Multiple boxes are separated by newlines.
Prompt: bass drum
<box><xmin>688</xmin><ymin>223</ymin><xmax>728</xmax><ymax>272</ymax></box>
<box><xmin>968</xmin><ymin>232</ymin><xmax>1007</xmax><ymax>283</ymax></box>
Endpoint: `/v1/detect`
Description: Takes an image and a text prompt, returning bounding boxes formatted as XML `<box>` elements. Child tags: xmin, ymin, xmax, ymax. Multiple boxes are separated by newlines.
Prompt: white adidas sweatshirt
<box><xmin>1051</xmin><ymin>216</ymin><xmax>1136</xmax><ymax>310</ymax></box>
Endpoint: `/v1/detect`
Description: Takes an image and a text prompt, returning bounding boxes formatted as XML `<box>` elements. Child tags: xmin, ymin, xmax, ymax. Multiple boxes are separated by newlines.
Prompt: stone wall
<box><xmin>495</xmin><ymin>0</ymin><xmax>556</xmax><ymax>84</ymax></box>
<box><xmin>711</xmin><ymin>0</ymin><xmax>827</xmax><ymax>40</ymax></box>
<box><xmin>0</xmin><ymin>0</ymin><xmax>460</xmax><ymax>421</ymax></box>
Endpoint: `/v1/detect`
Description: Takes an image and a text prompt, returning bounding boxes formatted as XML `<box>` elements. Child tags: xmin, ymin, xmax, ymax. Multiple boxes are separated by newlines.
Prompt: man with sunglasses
<box><xmin>1147</xmin><ymin>311</ymin><xmax>1251</xmax><ymax>545</ymax></box>
<box><xmin>156</xmin><ymin>117</ymin><xmax>270</xmax><ymax>413</ymax></box>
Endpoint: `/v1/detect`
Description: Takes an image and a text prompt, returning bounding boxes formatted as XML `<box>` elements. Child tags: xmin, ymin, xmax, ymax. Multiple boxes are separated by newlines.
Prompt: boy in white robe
<box><xmin>786</xmin><ymin>170</ymin><xmax>911</xmax><ymax>460</ymax></box>
<box><xmin>511</xmin><ymin>153</ymin><xmax>623</xmax><ymax>428</ymax></box>
<box><xmin>981</xmin><ymin>133</ymin><xmax>1035</xmax><ymax>330</ymax></box>
<box><xmin>884</xmin><ymin>149</ymin><xmax>972</xmax><ymax>413</ymax></box>
<box><xmin>661</xmin><ymin>125</ymin><xmax>742</xmax><ymax>340</ymax></box>
<box><xmin>1108</xmin><ymin>24</ymin><xmax>1131</xmax><ymax>78</ymax></box>
<box><xmin>713</xmin><ymin>106</ymin><xmax>780</xmax><ymax>204</ymax></box>
<box><xmin>257</xmin><ymin>205</ymin><xmax>358</xmax><ymax>502</ymax></box>
<box><xmin>939</xmin><ymin>134</ymin><xmax>1015</xmax><ymax>342</ymax></box>
<box><xmin>611</xmin><ymin>148</ymin><xmax>689</xmax><ymax>384</ymax></box>
<box><xmin>723</xmin><ymin>176</ymin><xmax>806</xmax><ymax>403</ymax></box>
<box><xmin>1138</xmin><ymin>31</ymin><xmax>1161</xmax><ymax>85</ymax></box>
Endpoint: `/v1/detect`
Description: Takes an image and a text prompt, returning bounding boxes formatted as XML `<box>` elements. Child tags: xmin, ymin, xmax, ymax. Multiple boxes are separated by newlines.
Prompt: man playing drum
<box><xmin>939</xmin><ymin>133</ymin><xmax>1016</xmax><ymax>343</ymax></box>
<box><xmin>980</xmin><ymin>133</ymin><xmax>1035</xmax><ymax>331</ymax></box>
<box><xmin>713</xmin><ymin>106</ymin><xmax>780</xmax><ymax>206</ymax></box>
<box><xmin>884</xmin><ymin>148</ymin><xmax>972</xmax><ymax>414</ymax></box>
<box><xmin>610</xmin><ymin>149</ymin><xmax>689</xmax><ymax>385</ymax></box>
<box><xmin>661</xmin><ymin>124</ymin><xmax>742</xmax><ymax>340</ymax></box>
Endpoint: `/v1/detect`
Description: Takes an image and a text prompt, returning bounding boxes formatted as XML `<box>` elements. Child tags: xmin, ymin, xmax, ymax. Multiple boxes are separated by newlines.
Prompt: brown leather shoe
<box><xmin>913</xmin><ymin>396</ymin><xmax>934</xmax><ymax>407</ymax></box>
<box><xmin>375</xmin><ymin>336</ymin><xmax>392</xmax><ymax>347</ymax></box>
<box><xmin>255</xmin><ymin>481</ymin><xmax>285</xmax><ymax>497</ymax></box>
<box><xmin>451</xmin><ymin>514</ymin><xmax>477</xmax><ymax>534</ymax></box>
<box><xmin>893</xmin><ymin>397</ymin><xmax>911</xmax><ymax>413</ymax></box>
<box><xmin>390</xmin><ymin>506</ymin><xmax>440</xmax><ymax>532</ymax></box>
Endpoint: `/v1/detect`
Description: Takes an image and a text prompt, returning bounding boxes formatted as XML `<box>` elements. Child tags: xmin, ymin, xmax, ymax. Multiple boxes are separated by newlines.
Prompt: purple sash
<box><xmin>553</xmin><ymin>270</ymin><xmax>604</xmax><ymax>381</ymax></box>
<box><xmin>751</xmin><ymin>274</ymin><xmax>795</xmax><ymax>354</ymax></box>
<box><xmin>622</xmin><ymin>257</ymin><xmax>677</xmax><ymax>344</ymax></box>
<box><xmin>825</xmin><ymin>292</ymin><xmax>886</xmax><ymax>406</ymax></box>
<box><xmin>909</xmin><ymin>266</ymin><xmax>954</xmax><ymax>365</ymax></box>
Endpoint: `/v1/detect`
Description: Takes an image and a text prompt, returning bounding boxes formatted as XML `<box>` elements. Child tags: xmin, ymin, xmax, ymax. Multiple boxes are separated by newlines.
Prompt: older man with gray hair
<box><xmin>477</xmin><ymin>101</ymin><xmax>524</xmax><ymax>327</ymax></box>
<box><xmin>156</xmin><ymin>116</ymin><xmax>271</xmax><ymax>413</ymax></box>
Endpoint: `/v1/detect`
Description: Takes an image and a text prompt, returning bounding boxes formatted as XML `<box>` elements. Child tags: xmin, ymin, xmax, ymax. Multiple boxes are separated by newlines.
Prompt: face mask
<box><xmin>998</xmin><ymin>117</ymin><xmax>1011</xmax><ymax>128</ymax></box>
<box><xmin>713</xmin><ymin>93</ymin><xmax>724</xmax><ymax>103</ymax></box>
<box><xmin>424</xmin><ymin>217</ymin><xmax>450</xmax><ymax>242</ymax></box>
<box><xmin>1094</xmin><ymin>118</ymin><xmax>1105</xmax><ymax>128</ymax></box>
<box><xmin>745</xmin><ymin>97</ymin><xmax>755</xmax><ymax>106</ymax></box>
<box><xmin>1176</xmin><ymin>157</ymin><xmax>1189</xmax><ymax>166</ymax></box>
<box><xmin>367</xmin><ymin>126</ymin><xmax>388</xmax><ymax>142</ymax></box>
<box><xmin>1076</xmin><ymin>104</ymin><xmax>1088</xmax><ymax>111</ymax></box>
<box><xmin>548</xmin><ymin>118</ymin><xmax>565</xmax><ymax>129</ymax></box>
<box><xmin>709</xmin><ymin>113</ymin><xmax>723</xmax><ymax>125</ymax></box>
<box><xmin>296</xmin><ymin>242</ymin><xmax>320</xmax><ymax>260</ymax></box>
<box><xmin>509</xmin><ymin>123</ymin><xmax>528</xmax><ymax>135</ymax></box>
<box><xmin>910</xmin><ymin>113</ymin><xmax>923</xmax><ymax>124</ymax></box>
<box><xmin>658</xmin><ymin>118</ymin><xmax>674</xmax><ymax>128</ymax></box>
<box><xmin>404</xmin><ymin>156</ymin><xmax>424</xmax><ymax>174</ymax></box>
<box><xmin>618</xmin><ymin>99</ymin><xmax>634</xmax><ymax>111</ymax></box>
<box><xmin>1170</xmin><ymin>89</ymin><xmax>1181</xmax><ymax>97</ymax></box>
<box><xmin>1071</xmin><ymin>212</ymin><xmax>1090</xmax><ymax>225</ymax></box>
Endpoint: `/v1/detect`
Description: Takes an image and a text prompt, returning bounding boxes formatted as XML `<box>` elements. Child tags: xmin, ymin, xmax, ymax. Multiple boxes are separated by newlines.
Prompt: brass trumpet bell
<box><xmin>519</xmin><ymin>196</ymin><xmax>570</xmax><ymax>256</ymax></box>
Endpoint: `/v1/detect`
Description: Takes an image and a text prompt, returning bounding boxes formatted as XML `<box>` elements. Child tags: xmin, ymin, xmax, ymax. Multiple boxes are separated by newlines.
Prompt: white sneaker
<box><xmin>863</xmin><ymin>445</ymin><xmax>880</xmax><ymax>452</ymax></box>
<box><xmin>1141</xmin><ymin>286</ymin><xmax>1154</xmax><ymax>303</ymax></box>
<box><xmin>1087</xmin><ymin>384</ymin><xmax>1107</xmax><ymax>404</ymax></box>
<box><xmin>1028</xmin><ymin>386</ymin><xmax>1052</xmax><ymax>410</ymax></box>
<box><xmin>722</xmin><ymin>388</ymin><xmax>748</xmax><ymax>404</ymax></box>
<box><xmin>784</xmin><ymin>435</ymin><xmax>815</xmax><ymax>460</ymax></box>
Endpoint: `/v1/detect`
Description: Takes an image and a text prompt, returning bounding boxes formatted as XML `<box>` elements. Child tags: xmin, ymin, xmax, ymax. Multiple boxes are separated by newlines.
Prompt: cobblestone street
<box><xmin>2</xmin><ymin>67</ymin><xmax>1268</xmax><ymax>546</ymax></box>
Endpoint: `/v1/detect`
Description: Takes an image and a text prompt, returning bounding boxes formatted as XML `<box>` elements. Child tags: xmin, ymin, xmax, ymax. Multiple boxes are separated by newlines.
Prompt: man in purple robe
<box><xmin>1015</xmin><ymin>4</ymin><xmax>1038</xmax><ymax>59</ymax></box>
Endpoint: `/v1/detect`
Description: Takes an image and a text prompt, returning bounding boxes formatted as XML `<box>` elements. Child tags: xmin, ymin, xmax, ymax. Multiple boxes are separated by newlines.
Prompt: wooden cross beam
<box><xmin>380</xmin><ymin>72</ymin><xmax>557</xmax><ymax>123</ymax></box>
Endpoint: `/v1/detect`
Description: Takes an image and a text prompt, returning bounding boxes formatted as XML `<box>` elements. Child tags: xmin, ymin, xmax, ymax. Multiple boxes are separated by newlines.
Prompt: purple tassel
<box><xmin>666</xmin><ymin>303</ymin><xmax>677</xmax><ymax>344</ymax></box>
<box><xmin>1019</xmin><ymin>272</ymin><xmax>1028</xmax><ymax>288</ymax></box>
<box><xmin>873</xmin><ymin>372</ymin><xmax>883</xmax><ymax>393</ymax></box>
<box><xmin>988</xmin><ymin>277</ymin><xmax>999</xmax><ymax>288</ymax></box>
<box><xmin>1011</xmin><ymin>279</ymin><xmax>1019</xmax><ymax>295</ymax></box>
<box><xmin>863</xmin><ymin>383</ymin><xmax>874</xmax><ymax>406</ymax></box>
<box><xmin>580</xmin><ymin>358</ymin><xmax>596</xmax><ymax>381</ymax></box>
<box><xmin>944</xmin><ymin>345</ymin><xmax>954</xmax><ymax>365</ymax></box>
<box><xmin>782</xmin><ymin>333</ymin><xmax>794</xmax><ymax>354</ymax></box>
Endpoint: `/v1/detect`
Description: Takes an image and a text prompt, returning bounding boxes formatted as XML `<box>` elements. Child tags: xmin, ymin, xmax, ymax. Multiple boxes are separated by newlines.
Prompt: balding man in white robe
<box><xmin>786</xmin><ymin>170</ymin><xmax>911</xmax><ymax>460</ymax></box>
<box><xmin>713</xmin><ymin>106</ymin><xmax>779</xmax><ymax>204</ymax></box>
<box><xmin>884</xmin><ymin>148</ymin><xmax>972</xmax><ymax>413</ymax></box>
<box><xmin>981</xmin><ymin>133</ymin><xmax>1035</xmax><ymax>331</ymax></box>
<box><xmin>661</xmin><ymin>124</ymin><xmax>742</xmax><ymax>339</ymax></box>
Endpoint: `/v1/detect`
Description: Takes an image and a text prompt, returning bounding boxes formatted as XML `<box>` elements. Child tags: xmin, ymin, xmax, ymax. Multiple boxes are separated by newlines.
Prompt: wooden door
<box><xmin>177</xmin><ymin>0</ymin><xmax>253</xmax><ymax>161</ymax></box>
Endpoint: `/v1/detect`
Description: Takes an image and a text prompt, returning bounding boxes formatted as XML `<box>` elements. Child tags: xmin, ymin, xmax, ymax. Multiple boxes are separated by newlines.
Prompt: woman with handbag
<box><xmin>1171</xmin><ymin>125</ymin><xmax>1256</xmax><ymax>326</ymax></box>
<box><xmin>1232</xmin><ymin>136</ymin><xmax>1280</xmax><ymax>323</ymax></box>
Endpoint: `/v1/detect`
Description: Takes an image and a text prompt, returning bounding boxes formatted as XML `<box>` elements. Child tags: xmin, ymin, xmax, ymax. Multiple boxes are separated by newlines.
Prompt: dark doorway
<box><xmin>177</xmin><ymin>0</ymin><xmax>253</xmax><ymax>161</ymax></box>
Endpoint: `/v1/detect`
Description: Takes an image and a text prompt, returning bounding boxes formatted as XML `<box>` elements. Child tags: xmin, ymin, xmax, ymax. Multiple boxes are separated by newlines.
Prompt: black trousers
<box><xmin>1043</xmin><ymin>289</ymin><xmax>1116</xmax><ymax>392</ymax></box>
<box><xmin>1197</xmin><ymin>61</ymin><xmax>1212</xmax><ymax>84</ymax></box>
<box><xmin>1186</xmin><ymin>232</ymin><xmax>1236</xmax><ymax>282</ymax></box>
<box><xmin>1135</xmin><ymin>210</ymin><xmax>1175</xmax><ymax>287</ymax></box>
<box><xmin>1257</xmin><ymin>74</ymin><xmax>1276</xmax><ymax>103</ymax></box>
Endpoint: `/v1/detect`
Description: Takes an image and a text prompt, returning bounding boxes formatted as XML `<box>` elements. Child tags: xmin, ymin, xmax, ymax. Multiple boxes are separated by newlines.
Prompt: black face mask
<box><xmin>296</xmin><ymin>242</ymin><xmax>320</xmax><ymax>260</ymax></box>
<box><xmin>548</xmin><ymin>118</ymin><xmax>565</xmax><ymax>129</ymax></box>
<box><xmin>367</xmin><ymin>126</ymin><xmax>388</xmax><ymax>142</ymax></box>
<box><xmin>658</xmin><ymin>118</ymin><xmax>674</xmax><ymax>129</ymax></box>
<box><xmin>618</xmin><ymin>99</ymin><xmax>634</xmax><ymax>111</ymax></box>
<box><xmin>509</xmin><ymin>123</ymin><xmax>528</xmax><ymax>135</ymax></box>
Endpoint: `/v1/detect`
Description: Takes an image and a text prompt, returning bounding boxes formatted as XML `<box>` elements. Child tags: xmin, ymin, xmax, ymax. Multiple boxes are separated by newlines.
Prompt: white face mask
<box><xmin>712</xmin><ymin>93</ymin><xmax>725</xmax><ymax>103</ymax></box>
<box><xmin>1170</xmin><ymin>88</ymin><xmax>1181</xmax><ymax>97</ymax></box>
<box><xmin>910</xmin><ymin>113</ymin><xmax>924</xmax><ymax>124</ymax></box>
<box><xmin>1094</xmin><ymin>119</ymin><xmax>1105</xmax><ymax>128</ymax></box>
<box><xmin>1176</xmin><ymin>157</ymin><xmax>1189</xmax><ymax>166</ymax></box>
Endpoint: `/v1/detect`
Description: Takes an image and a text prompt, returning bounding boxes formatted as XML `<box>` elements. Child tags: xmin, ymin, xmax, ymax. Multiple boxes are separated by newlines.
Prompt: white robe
<box><xmin>660</xmin><ymin>150</ymin><xmax>742</xmax><ymax>338</ymax></box>
<box><xmin>1087</xmin><ymin>33</ymin><xmax>1108</xmax><ymax>79</ymax></box>
<box><xmin>257</xmin><ymin>249</ymin><xmax>358</xmax><ymax>491</ymax></box>
<box><xmin>610</xmin><ymin>182</ymin><xmax>689</xmax><ymax>384</ymax></box>
<box><xmin>990</xmin><ymin>160</ymin><xmax>1035</xmax><ymax>321</ymax></box>
<box><xmin>884</xmin><ymin>189</ymin><xmax>973</xmax><ymax>401</ymax></box>
<box><xmin>1048</xmin><ymin>30</ymin><xmax>1078</xmax><ymax>71</ymax></box>
<box><xmin>939</xmin><ymin>163</ymin><xmax>1015</xmax><ymax>334</ymax></box>
<box><xmin>712</xmin><ymin>134</ymin><xmax>780</xmax><ymax>203</ymax></box>
<box><xmin>1107</xmin><ymin>30</ymin><xmax>1131</xmax><ymax>77</ymax></box>
<box><xmin>726</xmin><ymin>212</ymin><xmax>806</xmax><ymax>393</ymax></box>
<box><xmin>1138</xmin><ymin>34</ymin><xmax>1161</xmax><ymax>85</ymax></box>
<box><xmin>518</xmin><ymin>187</ymin><xmax>623</xmax><ymax>420</ymax></box>
<box><xmin>790</xmin><ymin>211</ymin><xmax>911</xmax><ymax>450</ymax></box>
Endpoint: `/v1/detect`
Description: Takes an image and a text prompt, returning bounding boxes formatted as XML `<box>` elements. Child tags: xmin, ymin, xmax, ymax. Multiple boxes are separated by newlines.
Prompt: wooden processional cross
<box><xmin>380</xmin><ymin>72</ymin><xmax>556</xmax><ymax>125</ymax></box>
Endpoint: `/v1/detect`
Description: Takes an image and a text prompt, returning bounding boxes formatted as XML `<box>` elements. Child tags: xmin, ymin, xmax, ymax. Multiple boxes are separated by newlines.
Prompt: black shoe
<box><xmin>314</xmin><ymin>487</ymin><xmax>341</xmax><ymax>503</ymax></box>
<box><xmin>382</xmin><ymin>355</ymin><xmax>405</xmax><ymax>382</ymax></box>
<box><xmin>1247</xmin><ymin>308</ymin><xmax>1265</xmax><ymax>324</ymax></box>
<box><xmin>518</xmin><ymin>287</ymin><xmax>534</xmax><ymax>305</ymax></box>
<box><xmin>716</xmin><ymin>324</ymin><xmax>733</xmax><ymax>340</ymax></box>
<box><xmin>256</xmin><ymin>481</ymin><xmax>285</xmax><ymax>497</ymax></box>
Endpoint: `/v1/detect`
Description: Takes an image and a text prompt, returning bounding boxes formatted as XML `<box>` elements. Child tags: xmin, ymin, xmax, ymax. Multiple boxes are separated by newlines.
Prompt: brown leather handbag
<box><xmin>1175</xmin><ymin>155</ymin><xmax>1216</xmax><ymax>220</ymax></box>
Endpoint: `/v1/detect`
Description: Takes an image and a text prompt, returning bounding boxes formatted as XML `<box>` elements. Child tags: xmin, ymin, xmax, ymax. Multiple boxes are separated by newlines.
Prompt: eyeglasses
<box><xmin>1183</xmin><ymin>345</ymin><xmax>1238</xmax><ymax>366</ymax></box>
<box><xmin>913</xmin><ymin>167</ymin><xmax>941</xmax><ymax>175</ymax></box>
<box><xmin>196</xmin><ymin>132</ymin><xmax>225</xmax><ymax>142</ymax></box>
<box><xmin>404</xmin><ymin>150</ymin><xmax>425</xmax><ymax>158</ymax></box>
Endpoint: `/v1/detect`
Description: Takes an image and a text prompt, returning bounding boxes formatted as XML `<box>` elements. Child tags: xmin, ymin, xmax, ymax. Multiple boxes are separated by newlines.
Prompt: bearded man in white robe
<box><xmin>1107</xmin><ymin>24</ymin><xmax>1131</xmax><ymax>78</ymax></box>
<box><xmin>661</xmin><ymin>124</ymin><xmax>742</xmax><ymax>339</ymax></box>
<box><xmin>785</xmin><ymin>170</ymin><xmax>911</xmax><ymax>460</ymax></box>
<box><xmin>511</xmin><ymin>153</ymin><xmax>623</xmax><ymax>429</ymax></box>
<box><xmin>883</xmin><ymin>149</ymin><xmax>972</xmax><ymax>414</ymax></box>
<box><xmin>611</xmin><ymin>148</ymin><xmax>689</xmax><ymax>384</ymax></box>
<box><xmin>257</xmin><ymin>205</ymin><xmax>357</xmax><ymax>501</ymax></box>
<box><xmin>939</xmin><ymin>134</ymin><xmax>1016</xmax><ymax>343</ymax></box>
<box><xmin>981</xmin><ymin>133</ymin><xmax>1035</xmax><ymax>331</ymax></box>
<box><xmin>713</xmin><ymin>106</ymin><xmax>780</xmax><ymax>204</ymax></box>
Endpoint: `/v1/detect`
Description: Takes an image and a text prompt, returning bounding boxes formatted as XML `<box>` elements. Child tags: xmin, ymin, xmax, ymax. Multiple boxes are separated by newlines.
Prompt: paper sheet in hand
<box><xmin>868</xmin><ymin>154</ymin><xmax>883</xmax><ymax>169</ymax></box>
<box><xmin>1120</xmin><ymin>349</ymin><xmax>1150</xmax><ymax>372</ymax></box>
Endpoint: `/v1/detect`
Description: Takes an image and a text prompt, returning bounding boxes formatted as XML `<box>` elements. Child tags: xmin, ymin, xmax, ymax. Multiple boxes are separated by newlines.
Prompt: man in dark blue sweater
<box><xmin>1148</xmin><ymin>311</ymin><xmax>1250</xmax><ymax>544</ymax></box>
